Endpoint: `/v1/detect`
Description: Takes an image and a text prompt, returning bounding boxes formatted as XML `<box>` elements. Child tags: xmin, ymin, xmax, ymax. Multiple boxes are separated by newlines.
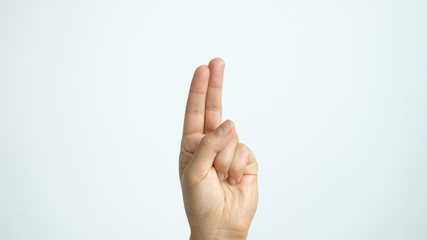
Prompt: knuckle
<box><xmin>181</xmin><ymin>135</ymin><xmax>203</xmax><ymax>154</ymax></box>
<box><xmin>180</xmin><ymin>137</ymin><xmax>190</xmax><ymax>152</ymax></box>
<box><xmin>206</xmin><ymin>104</ymin><xmax>221</xmax><ymax>112</ymax></box>
<box><xmin>185</xmin><ymin>108</ymin><xmax>204</xmax><ymax>115</ymax></box>
<box><xmin>234</xmin><ymin>132</ymin><xmax>239</xmax><ymax>142</ymax></box>
<box><xmin>204</xmin><ymin>126</ymin><xmax>216</xmax><ymax>133</ymax></box>
<box><xmin>252</xmin><ymin>159</ymin><xmax>259</xmax><ymax>171</ymax></box>
<box><xmin>214</xmin><ymin>154</ymin><xmax>233</xmax><ymax>172</ymax></box>
<box><xmin>248</xmin><ymin>154</ymin><xmax>258</xmax><ymax>173</ymax></box>
<box><xmin>200</xmin><ymin>135</ymin><xmax>213</xmax><ymax>149</ymax></box>
<box><xmin>214</xmin><ymin>163</ymin><xmax>228</xmax><ymax>173</ymax></box>
<box><xmin>214</xmin><ymin>156</ymin><xmax>228</xmax><ymax>166</ymax></box>
<box><xmin>180</xmin><ymin>136</ymin><xmax>195</xmax><ymax>154</ymax></box>
<box><xmin>182</xmin><ymin>165</ymin><xmax>202</xmax><ymax>184</ymax></box>
<box><xmin>228</xmin><ymin>164</ymin><xmax>240</xmax><ymax>176</ymax></box>
<box><xmin>238</xmin><ymin>143</ymin><xmax>250</xmax><ymax>155</ymax></box>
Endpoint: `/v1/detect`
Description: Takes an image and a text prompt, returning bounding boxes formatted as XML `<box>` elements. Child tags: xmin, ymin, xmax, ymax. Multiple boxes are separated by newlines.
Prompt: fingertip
<box><xmin>226</xmin><ymin>119</ymin><xmax>236</xmax><ymax>134</ymax></box>
<box><xmin>217</xmin><ymin>172</ymin><xmax>225</xmax><ymax>181</ymax></box>
<box><xmin>194</xmin><ymin>64</ymin><xmax>210</xmax><ymax>79</ymax></box>
<box><xmin>224</xmin><ymin>119</ymin><xmax>235</xmax><ymax>128</ymax></box>
<box><xmin>216</xmin><ymin>119</ymin><xmax>235</xmax><ymax>136</ymax></box>
<box><xmin>209</xmin><ymin>57</ymin><xmax>225</xmax><ymax>68</ymax></box>
<box><xmin>228</xmin><ymin>177</ymin><xmax>236</xmax><ymax>185</ymax></box>
<box><xmin>190</xmin><ymin>65</ymin><xmax>210</xmax><ymax>94</ymax></box>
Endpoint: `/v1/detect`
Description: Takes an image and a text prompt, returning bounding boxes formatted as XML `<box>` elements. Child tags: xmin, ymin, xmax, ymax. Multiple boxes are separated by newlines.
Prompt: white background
<box><xmin>1</xmin><ymin>0</ymin><xmax>426</xmax><ymax>239</ymax></box>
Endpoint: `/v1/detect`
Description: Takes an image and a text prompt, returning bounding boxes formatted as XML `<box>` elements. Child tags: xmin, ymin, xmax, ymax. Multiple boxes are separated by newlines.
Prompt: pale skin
<box><xmin>179</xmin><ymin>58</ymin><xmax>259</xmax><ymax>240</ymax></box>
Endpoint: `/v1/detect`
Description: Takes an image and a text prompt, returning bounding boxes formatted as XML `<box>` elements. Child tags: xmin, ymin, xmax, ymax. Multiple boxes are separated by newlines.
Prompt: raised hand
<box><xmin>179</xmin><ymin>58</ymin><xmax>258</xmax><ymax>240</ymax></box>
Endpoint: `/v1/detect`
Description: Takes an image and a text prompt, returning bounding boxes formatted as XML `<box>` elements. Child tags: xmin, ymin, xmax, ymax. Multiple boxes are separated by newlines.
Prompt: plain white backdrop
<box><xmin>1</xmin><ymin>0</ymin><xmax>426</xmax><ymax>239</ymax></box>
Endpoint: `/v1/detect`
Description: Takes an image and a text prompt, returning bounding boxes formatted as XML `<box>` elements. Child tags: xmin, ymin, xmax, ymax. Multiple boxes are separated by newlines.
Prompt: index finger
<box><xmin>183</xmin><ymin>65</ymin><xmax>210</xmax><ymax>136</ymax></box>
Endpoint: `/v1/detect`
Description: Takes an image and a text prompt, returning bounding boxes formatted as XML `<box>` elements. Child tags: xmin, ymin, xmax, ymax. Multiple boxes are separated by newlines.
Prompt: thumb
<box><xmin>186</xmin><ymin>119</ymin><xmax>235</xmax><ymax>181</ymax></box>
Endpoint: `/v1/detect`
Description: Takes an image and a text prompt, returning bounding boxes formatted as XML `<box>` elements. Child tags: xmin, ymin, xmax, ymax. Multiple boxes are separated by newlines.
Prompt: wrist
<box><xmin>190</xmin><ymin>228</ymin><xmax>248</xmax><ymax>240</ymax></box>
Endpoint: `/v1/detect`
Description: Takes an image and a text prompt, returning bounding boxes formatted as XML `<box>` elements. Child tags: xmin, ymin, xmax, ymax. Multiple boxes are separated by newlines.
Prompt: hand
<box><xmin>179</xmin><ymin>58</ymin><xmax>258</xmax><ymax>240</ymax></box>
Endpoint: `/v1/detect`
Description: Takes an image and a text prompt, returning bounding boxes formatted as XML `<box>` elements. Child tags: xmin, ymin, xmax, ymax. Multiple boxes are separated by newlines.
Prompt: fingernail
<box><xmin>217</xmin><ymin>172</ymin><xmax>225</xmax><ymax>181</ymax></box>
<box><xmin>228</xmin><ymin>177</ymin><xmax>236</xmax><ymax>185</ymax></box>
<box><xmin>216</xmin><ymin>120</ymin><xmax>232</xmax><ymax>136</ymax></box>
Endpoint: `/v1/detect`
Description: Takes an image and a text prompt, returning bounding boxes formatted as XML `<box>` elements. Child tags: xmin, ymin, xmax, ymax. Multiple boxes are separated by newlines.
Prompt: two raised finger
<box><xmin>183</xmin><ymin>58</ymin><xmax>225</xmax><ymax>137</ymax></box>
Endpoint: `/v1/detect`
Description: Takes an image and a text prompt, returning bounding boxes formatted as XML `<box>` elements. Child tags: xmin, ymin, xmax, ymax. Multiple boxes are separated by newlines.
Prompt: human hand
<box><xmin>179</xmin><ymin>58</ymin><xmax>258</xmax><ymax>240</ymax></box>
